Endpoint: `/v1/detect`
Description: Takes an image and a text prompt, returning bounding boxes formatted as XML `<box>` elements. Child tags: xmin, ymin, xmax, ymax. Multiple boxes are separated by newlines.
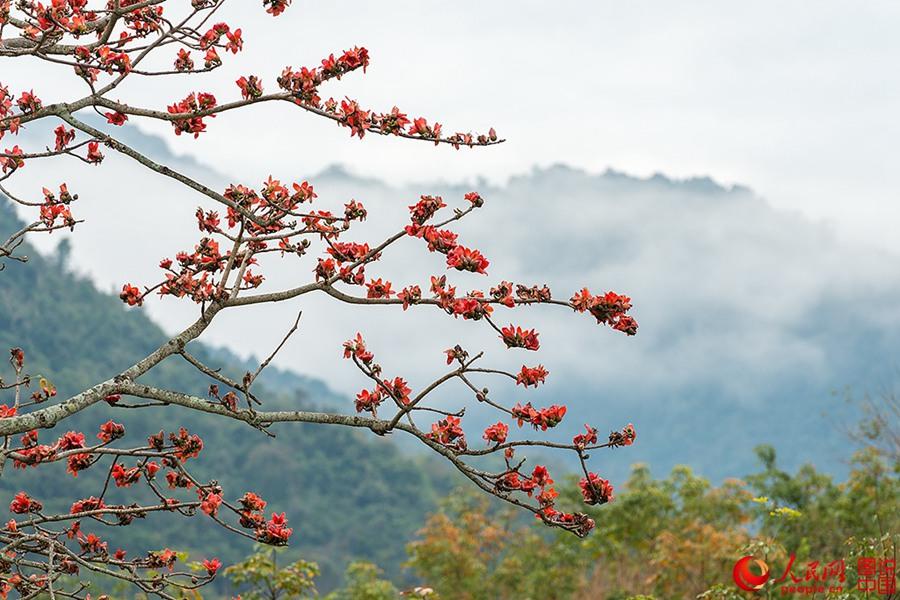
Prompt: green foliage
<box><xmin>544</xmin><ymin>463</ymin><xmax>752</xmax><ymax>599</ymax></box>
<box><xmin>747</xmin><ymin>443</ymin><xmax>900</xmax><ymax>560</ymax></box>
<box><xmin>696</xmin><ymin>584</ymin><xmax>743</xmax><ymax>600</ymax></box>
<box><xmin>223</xmin><ymin>553</ymin><xmax>402</xmax><ymax>600</ymax></box>
<box><xmin>324</xmin><ymin>562</ymin><xmax>400</xmax><ymax>600</ymax></box>
<box><xmin>226</xmin><ymin>546</ymin><xmax>319</xmax><ymax>599</ymax></box>
<box><xmin>404</xmin><ymin>493</ymin><xmax>589</xmax><ymax>600</ymax></box>
<box><xmin>401</xmin><ymin>438</ymin><xmax>898</xmax><ymax>600</ymax></box>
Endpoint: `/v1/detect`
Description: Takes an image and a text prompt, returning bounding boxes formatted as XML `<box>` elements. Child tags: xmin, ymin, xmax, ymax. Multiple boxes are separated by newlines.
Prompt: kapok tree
<box><xmin>0</xmin><ymin>1</ymin><xmax>639</xmax><ymax>597</ymax></box>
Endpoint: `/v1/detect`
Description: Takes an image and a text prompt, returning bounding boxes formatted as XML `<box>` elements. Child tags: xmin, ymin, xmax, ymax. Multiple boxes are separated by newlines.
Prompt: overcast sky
<box><xmin>8</xmin><ymin>2</ymin><xmax>898</xmax><ymax>250</ymax></box>
<box><xmin>135</xmin><ymin>1</ymin><xmax>899</xmax><ymax>254</ymax></box>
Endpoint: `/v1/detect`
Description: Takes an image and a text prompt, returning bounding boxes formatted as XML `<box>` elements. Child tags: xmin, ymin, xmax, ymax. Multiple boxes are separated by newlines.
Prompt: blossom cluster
<box><xmin>571</xmin><ymin>288</ymin><xmax>639</xmax><ymax>335</ymax></box>
<box><xmin>496</xmin><ymin>464</ymin><xmax>596</xmax><ymax>537</ymax></box>
<box><xmin>0</xmin><ymin>350</ymin><xmax>294</xmax><ymax>596</ymax></box>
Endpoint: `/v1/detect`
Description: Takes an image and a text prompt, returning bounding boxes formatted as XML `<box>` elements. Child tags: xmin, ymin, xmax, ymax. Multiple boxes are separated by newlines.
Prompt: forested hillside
<box><xmin>0</xmin><ymin>199</ymin><xmax>450</xmax><ymax>590</ymax></box>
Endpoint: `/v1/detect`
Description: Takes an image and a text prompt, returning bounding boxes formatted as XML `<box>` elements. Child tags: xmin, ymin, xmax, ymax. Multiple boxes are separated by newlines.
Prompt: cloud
<box><xmin>10</xmin><ymin>120</ymin><xmax>900</xmax><ymax>480</ymax></box>
<box><xmin>6</xmin><ymin>1</ymin><xmax>900</xmax><ymax>250</ymax></box>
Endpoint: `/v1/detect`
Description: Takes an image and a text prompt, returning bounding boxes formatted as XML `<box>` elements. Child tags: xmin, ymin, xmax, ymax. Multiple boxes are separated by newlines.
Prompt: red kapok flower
<box><xmin>343</xmin><ymin>333</ymin><xmax>374</xmax><ymax>363</ymax></box>
<box><xmin>408</xmin><ymin>195</ymin><xmax>445</xmax><ymax>225</ymax></box>
<box><xmin>531</xmin><ymin>465</ymin><xmax>553</xmax><ymax>487</ymax></box>
<box><xmin>236</xmin><ymin>75</ymin><xmax>264</xmax><ymax>100</ymax></box>
<box><xmin>354</xmin><ymin>388</ymin><xmax>383</xmax><ymax>414</ymax></box>
<box><xmin>239</xmin><ymin>492</ymin><xmax>267</xmax><ymax>512</ymax></box>
<box><xmin>104</xmin><ymin>111</ymin><xmax>128</xmax><ymax>126</ymax></box>
<box><xmin>428</xmin><ymin>415</ymin><xmax>466</xmax><ymax>450</ymax></box>
<box><xmin>570</xmin><ymin>288</ymin><xmax>638</xmax><ymax>335</ymax></box>
<box><xmin>57</xmin><ymin>431</ymin><xmax>86</xmax><ymax>450</ymax></box>
<box><xmin>579</xmin><ymin>473</ymin><xmax>614</xmax><ymax>505</ymax></box>
<box><xmin>464</xmin><ymin>191</ymin><xmax>484</xmax><ymax>207</ymax></box>
<box><xmin>609</xmin><ymin>423</ymin><xmax>637</xmax><ymax>447</ymax></box>
<box><xmin>622</xmin><ymin>423</ymin><xmax>636</xmax><ymax>444</ymax></box>
<box><xmin>573</xmin><ymin>425</ymin><xmax>598</xmax><ymax>450</ymax></box>
<box><xmin>10</xmin><ymin>348</ymin><xmax>24</xmax><ymax>369</ymax></box>
<box><xmin>119</xmin><ymin>284</ymin><xmax>142</xmax><ymax>306</ymax></box>
<box><xmin>613</xmin><ymin>315</ymin><xmax>639</xmax><ymax>336</ymax></box>
<box><xmin>200</xmin><ymin>492</ymin><xmax>222</xmax><ymax>517</ymax></box>
<box><xmin>9</xmin><ymin>492</ymin><xmax>40</xmax><ymax>514</ymax></box>
<box><xmin>166</xmin><ymin>471</ymin><xmax>192</xmax><ymax>489</ymax></box>
<box><xmin>97</xmin><ymin>420</ymin><xmax>125</xmax><ymax>443</ymax></box>
<box><xmin>256</xmin><ymin>512</ymin><xmax>293</xmax><ymax>545</ymax></box>
<box><xmin>500</xmin><ymin>325</ymin><xmax>540</xmax><ymax>351</ymax></box>
<box><xmin>264</xmin><ymin>0</ymin><xmax>291</xmax><ymax>17</ymax></box>
<box><xmin>86</xmin><ymin>141</ymin><xmax>104</xmax><ymax>163</ymax></box>
<box><xmin>398</xmin><ymin>285</ymin><xmax>422</xmax><ymax>310</ymax></box>
<box><xmin>510</xmin><ymin>402</ymin><xmax>567</xmax><ymax>430</ymax></box>
<box><xmin>386</xmin><ymin>377</ymin><xmax>411</xmax><ymax>404</ymax></box>
<box><xmin>365</xmin><ymin>278</ymin><xmax>393</xmax><ymax>299</ymax></box>
<box><xmin>66</xmin><ymin>453</ymin><xmax>92</xmax><ymax>477</ymax></box>
<box><xmin>170</xmin><ymin>427</ymin><xmax>204</xmax><ymax>461</ymax></box>
<box><xmin>203</xmin><ymin>558</ymin><xmax>222</xmax><ymax>576</ymax></box>
<box><xmin>54</xmin><ymin>125</ymin><xmax>75</xmax><ymax>151</ymax></box>
<box><xmin>482</xmin><ymin>421</ymin><xmax>508</xmax><ymax>445</ymax></box>
<box><xmin>16</xmin><ymin>90</ymin><xmax>41</xmax><ymax>113</ymax></box>
<box><xmin>446</xmin><ymin>246</ymin><xmax>489</xmax><ymax>275</ymax></box>
<box><xmin>80</xmin><ymin>533</ymin><xmax>107</xmax><ymax>555</ymax></box>
<box><xmin>70</xmin><ymin>496</ymin><xmax>105</xmax><ymax>514</ymax></box>
<box><xmin>174</xmin><ymin>48</ymin><xmax>194</xmax><ymax>71</ymax></box>
<box><xmin>421</xmin><ymin>226</ymin><xmax>459</xmax><ymax>254</ymax></box>
<box><xmin>444</xmin><ymin>345</ymin><xmax>467</xmax><ymax>365</ymax></box>
<box><xmin>516</xmin><ymin>365</ymin><xmax>549</xmax><ymax>388</ymax></box>
<box><xmin>111</xmin><ymin>463</ymin><xmax>140</xmax><ymax>487</ymax></box>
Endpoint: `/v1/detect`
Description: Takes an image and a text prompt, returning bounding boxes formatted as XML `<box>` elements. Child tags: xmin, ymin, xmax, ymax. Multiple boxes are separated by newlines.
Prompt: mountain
<box><xmin>0</xmin><ymin>199</ymin><xmax>451</xmax><ymax>591</ymax></box>
<box><xmin>10</xmin><ymin>120</ymin><xmax>900</xmax><ymax>485</ymax></box>
<box><xmin>304</xmin><ymin>164</ymin><xmax>900</xmax><ymax>482</ymax></box>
